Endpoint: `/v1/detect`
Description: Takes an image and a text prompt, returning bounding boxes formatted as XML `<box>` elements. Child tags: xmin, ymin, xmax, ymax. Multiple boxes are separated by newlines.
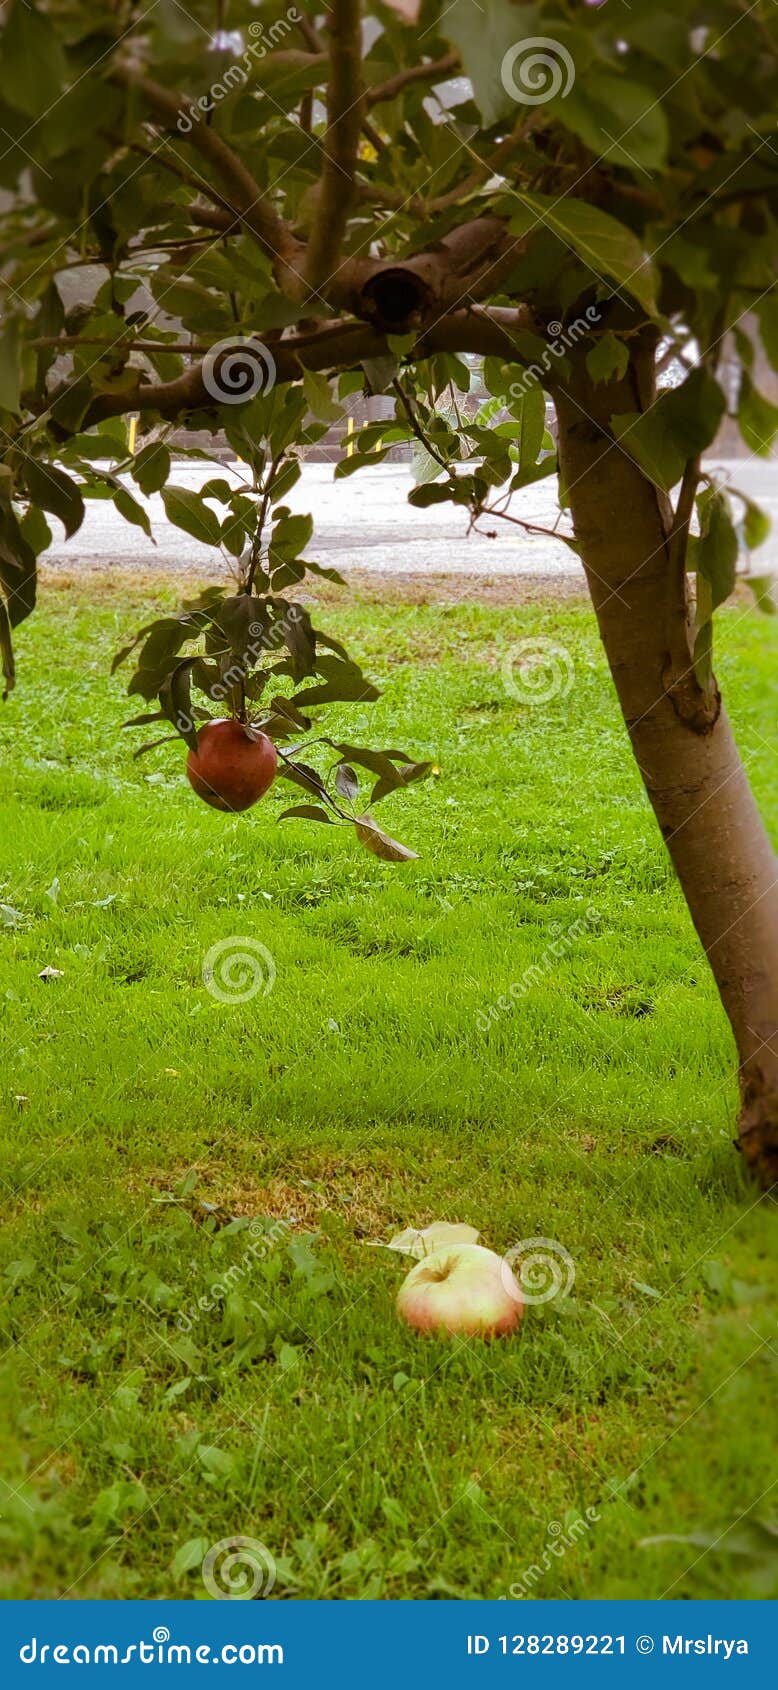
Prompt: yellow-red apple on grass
<box><xmin>396</xmin><ymin>1243</ymin><xmax>523</xmax><ymax>1337</ymax></box>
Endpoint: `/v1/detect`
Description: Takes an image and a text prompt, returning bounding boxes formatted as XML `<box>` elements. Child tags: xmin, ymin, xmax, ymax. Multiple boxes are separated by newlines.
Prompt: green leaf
<box><xmin>212</xmin><ymin>593</ymin><xmax>259</xmax><ymax>657</ymax></box>
<box><xmin>64</xmin><ymin>432</ymin><xmax>127</xmax><ymax>463</ymax></box>
<box><xmin>293</xmin><ymin>656</ymin><xmax>380</xmax><ymax>707</ymax></box>
<box><xmin>744</xmin><ymin>574</ymin><xmax>777</xmax><ymax>615</ymax></box>
<box><xmin>561</xmin><ymin>76</ymin><xmax>668</xmax><ymax>172</ymax></box>
<box><xmin>693</xmin><ymin>614</ymin><xmax>713</xmax><ymax>692</ymax></box>
<box><xmin>124</xmin><ymin>613</ymin><xmax>207</xmax><ymax>697</ymax></box>
<box><xmin>586</xmin><ymin>334</ymin><xmax>629</xmax><ymax>386</ymax></box>
<box><xmin>160</xmin><ymin>658</ymin><xmax>199</xmax><ymax>751</ymax></box>
<box><xmin>299</xmin><ymin>557</ymin><xmax>346</xmax><ymax>586</ymax></box>
<box><xmin>24</xmin><ymin>461</ymin><xmax>84</xmax><ymax>539</ymax></box>
<box><xmin>514</xmin><ymin>194</ymin><xmax>658</xmax><ymax>316</ymax></box>
<box><xmin>198</xmin><ymin>479</ymin><xmax>233</xmax><ymax>505</ymax></box>
<box><xmin>412</xmin><ymin>437</ymin><xmax>447</xmax><ymax>487</ymax></box>
<box><xmin>755</xmin><ymin>295</ymin><xmax>778</xmax><ymax>372</ymax></box>
<box><xmin>196</xmin><ymin>1443</ymin><xmax>234</xmax><ymax>1479</ymax></box>
<box><xmin>442</xmin><ymin>2</ymin><xmax>583</xmax><ymax>127</ymax></box>
<box><xmin>609</xmin><ymin>412</ymin><xmax>682</xmax><ymax>493</ymax></box>
<box><xmin>0</xmin><ymin>1</ymin><xmax>67</xmax><ymax>119</ymax></box>
<box><xmin>611</xmin><ymin>369</ymin><xmax>726</xmax><ymax>492</ymax></box>
<box><xmin>734</xmin><ymin>492</ymin><xmax>771</xmax><ymax>553</ymax></box>
<box><xmin>282</xmin><ymin>602</ymin><xmax>316</xmax><ymax>679</ymax></box>
<box><xmin>0</xmin><ymin>318</ymin><xmax>20</xmax><ymax>414</ymax></box>
<box><xmin>18</xmin><ymin>505</ymin><xmax>52</xmax><ymax>559</ymax></box>
<box><xmin>171</xmin><ymin>1537</ymin><xmax>210</xmax><ymax>1580</ymax></box>
<box><xmin>269</xmin><ymin>511</ymin><xmax>314</xmax><ymax>562</ymax></box>
<box><xmin>49</xmin><ymin>378</ymin><xmax>93</xmax><ymax>435</ymax></box>
<box><xmin>0</xmin><ymin>509</ymin><xmax>36</xmax><ymax>626</ymax></box>
<box><xmin>279</xmin><ymin>803</ymin><xmax>335</xmax><ymax>824</ymax></box>
<box><xmin>737</xmin><ymin>376</ymin><xmax>778</xmax><ymax>457</ymax></box>
<box><xmin>113</xmin><ymin>486</ymin><xmax>153</xmax><ymax>539</ymax></box>
<box><xmin>132</xmin><ymin>443</ymin><xmax>171</xmax><ymax>496</ymax></box>
<box><xmin>513</xmin><ymin>384</ymin><xmax>546</xmax><ymax>470</ymax></box>
<box><xmin>302</xmin><ymin>369</ymin><xmax>343</xmax><ymax>423</ymax></box>
<box><xmin>691</xmin><ymin>561</ymin><xmax>715</xmax><ymax>692</ymax></box>
<box><xmin>689</xmin><ymin>490</ymin><xmax>737</xmax><ymax>612</ymax></box>
<box><xmin>407</xmin><ymin>482</ymin><xmax>454</xmax><ymax>508</ymax></box>
<box><xmin>162</xmin><ymin>486</ymin><xmax>221</xmax><ymax>547</ymax></box>
<box><xmin>0</xmin><ymin>597</ymin><xmax>15</xmax><ymax>699</ymax></box>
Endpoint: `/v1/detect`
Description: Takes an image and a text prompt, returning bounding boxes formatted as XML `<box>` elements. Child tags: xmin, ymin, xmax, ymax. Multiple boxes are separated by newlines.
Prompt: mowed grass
<box><xmin>0</xmin><ymin>573</ymin><xmax>776</xmax><ymax>1601</ymax></box>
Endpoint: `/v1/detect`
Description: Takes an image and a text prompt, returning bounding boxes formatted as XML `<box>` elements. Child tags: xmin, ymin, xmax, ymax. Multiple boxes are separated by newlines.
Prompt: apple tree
<box><xmin>1</xmin><ymin>0</ymin><xmax>777</xmax><ymax>1181</ymax></box>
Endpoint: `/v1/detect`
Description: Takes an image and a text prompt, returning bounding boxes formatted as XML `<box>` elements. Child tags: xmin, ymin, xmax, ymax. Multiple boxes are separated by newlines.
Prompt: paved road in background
<box><xmin>44</xmin><ymin>459</ymin><xmax>778</xmax><ymax>581</ymax></box>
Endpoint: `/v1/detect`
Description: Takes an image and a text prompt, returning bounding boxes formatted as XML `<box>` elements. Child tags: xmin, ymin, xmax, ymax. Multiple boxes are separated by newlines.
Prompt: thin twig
<box><xmin>391</xmin><ymin>379</ymin><xmax>451</xmax><ymax>471</ymax></box>
<box><xmin>366</xmin><ymin>51</ymin><xmax>460</xmax><ymax>108</ymax></box>
<box><xmin>668</xmin><ymin>456</ymin><xmax>701</xmax><ymax>581</ymax></box>
<box><xmin>110</xmin><ymin>69</ymin><xmax>302</xmax><ymax>276</ymax></box>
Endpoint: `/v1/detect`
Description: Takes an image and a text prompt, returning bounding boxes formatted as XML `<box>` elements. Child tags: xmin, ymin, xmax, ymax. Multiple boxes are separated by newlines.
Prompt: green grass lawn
<box><xmin>0</xmin><ymin>573</ymin><xmax>776</xmax><ymax>1601</ymax></box>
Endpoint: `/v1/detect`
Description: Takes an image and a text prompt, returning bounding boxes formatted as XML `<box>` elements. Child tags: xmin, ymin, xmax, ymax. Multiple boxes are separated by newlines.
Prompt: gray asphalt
<box><xmin>43</xmin><ymin>459</ymin><xmax>778</xmax><ymax>581</ymax></box>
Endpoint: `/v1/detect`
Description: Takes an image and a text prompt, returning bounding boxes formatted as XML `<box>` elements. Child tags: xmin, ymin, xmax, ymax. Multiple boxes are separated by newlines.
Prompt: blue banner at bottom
<box><xmin>0</xmin><ymin>1601</ymin><xmax>773</xmax><ymax>1687</ymax></box>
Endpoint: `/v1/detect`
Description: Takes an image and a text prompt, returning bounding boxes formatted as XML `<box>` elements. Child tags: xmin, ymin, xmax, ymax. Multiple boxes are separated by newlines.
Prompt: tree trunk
<box><xmin>554</xmin><ymin>341</ymin><xmax>778</xmax><ymax>1187</ymax></box>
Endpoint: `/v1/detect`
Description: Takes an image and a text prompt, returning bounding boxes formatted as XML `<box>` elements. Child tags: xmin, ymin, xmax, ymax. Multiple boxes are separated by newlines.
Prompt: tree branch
<box><xmin>303</xmin><ymin>0</ymin><xmax>365</xmax><ymax>295</ymax></box>
<box><xmin>392</xmin><ymin>378</ymin><xmax>451</xmax><ymax>471</ymax></box>
<box><xmin>106</xmin><ymin>131</ymin><xmax>234</xmax><ymax>213</ymax></box>
<box><xmin>330</xmin><ymin>216</ymin><xmax>528</xmax><ymax>329</ymax></box>
<box><xmin>366</xmin><ymin>52</ymin><xmax>461</xmax><ymax>109</ymax></box>
<box><xmin>77</xmin><ymin>306</ymin><xmax>537</xmax><ymax>428</ymax></box>
<box><xmin>110</xmin><ymin>68</ymin><xmax>305</xmax><ymax>286</ymax></box>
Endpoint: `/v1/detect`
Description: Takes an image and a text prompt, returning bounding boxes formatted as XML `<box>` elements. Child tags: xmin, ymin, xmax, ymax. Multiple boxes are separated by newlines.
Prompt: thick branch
<box><xmin>332</xmin><ymin>216</ymin><xmax>528</xmax><ymax>330</ymax></box>
<box><xmin>78</xmin><ymin>306</ymin><xmax>536</xmax><ymax>427</ymax></box>
<box><xmin>303</xmin><ymin>0</ymin><xmax>365</xmax><ymax>295</ymax></box>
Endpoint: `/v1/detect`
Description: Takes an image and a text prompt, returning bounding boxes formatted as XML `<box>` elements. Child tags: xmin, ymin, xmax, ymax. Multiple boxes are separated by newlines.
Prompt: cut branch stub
<box><xmin>358</xmin><ymin>267</ymin><xmax>434</xmax><ymax>334</ymax></box>
<box><xmin>336</xmin><ymin>217</ymin><xmax>520</xmax><ymax>332</ymax></box>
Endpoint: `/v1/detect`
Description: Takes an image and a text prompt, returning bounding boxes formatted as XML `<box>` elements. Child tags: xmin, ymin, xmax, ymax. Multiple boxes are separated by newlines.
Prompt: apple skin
<box><xmin>396</xmin><ymin>1243</ymin><xmax>523</xmax><ymax>1338</ymax></box>
<box><xmin>186</xmin><ymin>719</ymin><xmax>278</xmax><ymax>812</ymax></box>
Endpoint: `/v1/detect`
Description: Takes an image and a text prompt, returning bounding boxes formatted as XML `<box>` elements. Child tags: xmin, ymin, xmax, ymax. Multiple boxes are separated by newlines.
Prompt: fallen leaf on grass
<box><xmin>366</xmin><ymin>1221</ymin><xmax>481</xmax><ymax>1258</ymax></box>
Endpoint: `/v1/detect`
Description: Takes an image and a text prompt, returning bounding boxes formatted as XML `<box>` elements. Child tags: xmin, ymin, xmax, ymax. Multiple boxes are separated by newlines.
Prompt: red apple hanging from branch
<box><xmin>114</xmin><ymin>575</ymin><xmax>430</xmax><ymax>859</ymax></box>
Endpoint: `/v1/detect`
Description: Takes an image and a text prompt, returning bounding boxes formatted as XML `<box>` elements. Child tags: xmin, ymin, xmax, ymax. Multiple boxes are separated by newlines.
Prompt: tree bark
<box><xmin>554</xmin><ymin>340</ymin><xmax>778</xmax><ymax>1187</ymax></box>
